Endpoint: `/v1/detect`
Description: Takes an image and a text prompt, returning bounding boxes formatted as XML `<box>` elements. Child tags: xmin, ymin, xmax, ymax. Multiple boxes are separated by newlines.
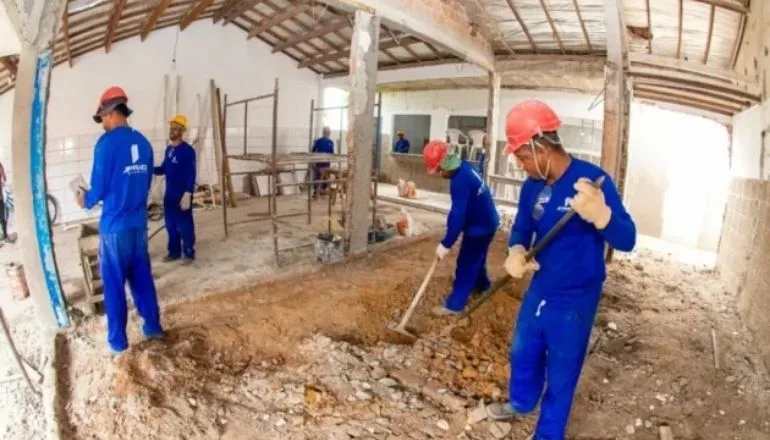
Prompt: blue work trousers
<box><xmin>444</xmin><ymin>233</ymin><xmax>494</xmax><ymax>312</ymax></box>
<box><xmin>164</xmin><ymin>200</ymin><xmax>195</xmax><ymax>259</ymax></box>
<box><xmin>508</xmin><ymin>287</ymin><xmax>601</xmax><ymax>440</ymax></box>
<box><xmin>100</xmin><ymin>228</ymin><xmax>163</xmax><ymax>352</ymax></box>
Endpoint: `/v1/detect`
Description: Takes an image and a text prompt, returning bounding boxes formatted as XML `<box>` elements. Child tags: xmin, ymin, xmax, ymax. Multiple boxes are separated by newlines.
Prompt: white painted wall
<box><xmin>0</xmin><ymin>20</ymin><xmax>321</xmax><ymax>223</ymax></box>
<box><xmin>730</xmin><ymin>103</ymin><xmax>767</xmax><ymax>179</ymax></box>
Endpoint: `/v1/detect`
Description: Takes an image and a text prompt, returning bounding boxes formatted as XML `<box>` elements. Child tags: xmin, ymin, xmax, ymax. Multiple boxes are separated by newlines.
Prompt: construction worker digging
<box><xmin>76</xmin><ymin>87</ymin><xmax>164</xmax><ymax>356</ymax></box>
<box><xmin>422</xmin><ymin>140</ymin><xmax>500</xmax><ymax>317</ymax></box>
<box><xmin>154</xmin><ymin>114</ymin><xmax>197</xmax><ymax>264</ymax></box>
<box><xmin>485</xmin><ymin>100</ymin><xmax>637</xmax><ymax>439</ymax></box>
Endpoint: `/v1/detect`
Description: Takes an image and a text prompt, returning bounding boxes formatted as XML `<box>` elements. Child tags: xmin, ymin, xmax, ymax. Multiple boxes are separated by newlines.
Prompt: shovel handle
<box><xmin>394</xmin><ymin>258</ymin><xmax>438</xmax><ymax>330</ymax></box>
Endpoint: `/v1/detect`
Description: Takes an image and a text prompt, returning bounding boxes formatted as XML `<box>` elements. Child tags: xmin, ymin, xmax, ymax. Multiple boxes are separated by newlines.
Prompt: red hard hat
<box><xmin>422</xmin><ymin>140</ymin><xmax>449</xmax><ymax>174</ymax></box>
<box><xmin>94</xmin><ymin>86</ymin><xmax>132</xmax><ymax>123</ymax></box>
<box><xmin>504</xmin><ymin>100</ymin><xmax>561</xmax><ymax>154</ymax></box>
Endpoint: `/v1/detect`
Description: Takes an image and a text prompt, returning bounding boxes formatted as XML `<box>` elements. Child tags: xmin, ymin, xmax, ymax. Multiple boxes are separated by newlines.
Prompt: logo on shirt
<box><xmin>123</xmin><ymin>144</ymin><xmax>148</xmax><ymax>176</ymax></box>
<box><xmin>470</xmin><ymin>168</ymin><xmax>488</xmax><ymax>197</ymax></box>
<box><xmin>557</xmin><ymin>197</ymin><xmax>572</xmax><ymax>212</ymax></box>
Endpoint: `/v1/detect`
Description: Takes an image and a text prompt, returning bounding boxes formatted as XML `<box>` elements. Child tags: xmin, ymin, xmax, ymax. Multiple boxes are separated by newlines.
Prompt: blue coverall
<box><xmin>312</xmin><ymin>136</ymin><xmax>334</xmax><ymax>194</ymax></box>
<box><xmin>441</xmin><ymin>161</ymin><xmax>500</xmax><ymax>312</ymax></box>
<box><xmin>507</xmin><ymin>157</ymin><xmax>636</xmax><ymax>439</ymax></box>
<box><xmin>154</xmin><ymin>142</ymin><xmax>196</xmax><ymax>260</ymax></box>
<box><xmin>84</xmin><ymin>126</ymin><xmax>163</xmax><ymax>353</ymax></box>
<box><xmin>394</xmin><ymin>138</ymin><xmax>410</xmax><ymax>153</ymax></box>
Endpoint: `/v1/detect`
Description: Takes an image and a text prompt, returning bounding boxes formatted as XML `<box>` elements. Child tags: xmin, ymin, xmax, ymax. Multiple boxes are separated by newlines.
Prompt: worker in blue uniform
<box><xmin>154</xmin><ymin>114</ymin><xmax>196</xmax><ymax>264</ymax></box>
<box><xmin>393</xmin><ymin>130</ymin><xmax>410</xmax><ymax>153</ymax></box>
<box><xmin>485</xmin><ymin>100</ymin><xmax>636</xmax><ymax>440</ymax></box>
<box><xmin>422</xmin><ymin>140</ymin><xmax>500</xmax><ymax>316</ymax></box>
<box><xmin>312</xmin><ymin>126</ymin><xmax>335</xmax><ymax>198</ymax></box>
<box><xmin>76</xmin><ymin>86</ymin><xmax>163</xmax><ymax>355</ymax></box>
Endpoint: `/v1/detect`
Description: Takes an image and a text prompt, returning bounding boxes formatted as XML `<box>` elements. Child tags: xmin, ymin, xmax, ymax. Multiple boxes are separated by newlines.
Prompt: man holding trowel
<box><xmin>154</xmin><ymin>114</ymin><xmax>197</xmax><ymax>264</ymax></box>
<box><xmin>422</xmin><ymin>140</ymin><xmax>500</xmax><ymax>317</ymax></box>
<box><xmin>485</xmin><ymin>99</ymin><xmax>636</xmax><ymax>440</ymax></box>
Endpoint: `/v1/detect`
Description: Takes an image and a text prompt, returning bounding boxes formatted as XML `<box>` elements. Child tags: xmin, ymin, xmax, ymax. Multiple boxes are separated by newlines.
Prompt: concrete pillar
<box><xmin>485</xmin><ymin>72</ymin><xmax>501</xmax><ymax>181</ymax></box>
<box><xmin>599</xmin><ymin>63</ymin><xmax>631</xmax><ymax>196</ymax></box>
<box><xmin>3</xmin><ymin>0</ymin><xmax>70</xmax><ymax>328</ymax></box>
<box><xmin>345</xmin><ymin>10</ymin><xmax>380</xmax><ymax>255</ymax></box>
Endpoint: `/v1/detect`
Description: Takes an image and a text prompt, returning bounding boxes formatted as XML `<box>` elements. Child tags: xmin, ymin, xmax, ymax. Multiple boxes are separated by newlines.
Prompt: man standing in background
<box><xmin>312</xmin><ymin>126</ymin><xmax>335</xmax><ymax>198</ymax></box>
<box><xmin>394</xmin><ymin>130</ymin><xmax>410</xmax><ymax>153</ymax></box>
<box><xmin>154</xmin><ymin>115</ymin><xmax>196</xmax><ymax>265</ymax></box>
<box><xmin>76</xmin><ymin>87</ymin><xmax>163</xmax><ymax>356</ymax></box>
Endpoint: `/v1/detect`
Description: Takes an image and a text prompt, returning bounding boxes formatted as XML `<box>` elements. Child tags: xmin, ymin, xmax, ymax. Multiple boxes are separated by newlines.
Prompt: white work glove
<box><xmin>568</xmin><ymin>177</ymin><xmax>612</xmax><ymax>230</ymax></box>
<box><xmin>504</xmin><ymin>244</ymin><xmax>540</xmax><ymax>279</ymax></box>
<box><xmin>436</xmin><ymin>244</ymin><xmax>450</xmax><ymax>261</ymax></box>
<box><xmin>179</xmin><ymin>192</ymin><xmax>192</xmax><ymax>211</ymax></box>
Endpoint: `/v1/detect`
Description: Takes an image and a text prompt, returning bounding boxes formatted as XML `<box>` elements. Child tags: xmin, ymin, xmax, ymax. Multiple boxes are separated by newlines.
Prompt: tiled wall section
<box><xmin>716</xmin><ymin>178</ymin><xmax>770</xmax><ymax>367</ymax></box>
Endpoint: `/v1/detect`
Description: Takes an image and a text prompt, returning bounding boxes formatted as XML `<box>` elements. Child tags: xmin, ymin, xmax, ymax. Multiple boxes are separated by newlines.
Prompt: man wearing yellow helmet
<box><xmin>154</xmin><ymin>114</ymin><xmax>197</xmax><ymax>264</ymax></box>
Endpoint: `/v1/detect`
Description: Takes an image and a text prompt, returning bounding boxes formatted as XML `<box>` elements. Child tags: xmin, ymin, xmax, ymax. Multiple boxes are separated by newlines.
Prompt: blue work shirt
<box><xmin>313</xmin><ymin>136</ymin><xmax>335</xmax><ymax>168</ymax></box>
<box><xmin>154</xmin><ymin>141</ymin><xmax>196</xmax><ymax>203</ymax></box>
<box><xmin>394</xmin><ymin>138</ymin><xmax>410</xmax><ymax>153</ymax></box>
<box><xmin>509</xmin><ymin>157</ymin><xmax>636</xmax><ymax>297</ymax></box>
<box><xmin>441</xmin><ymin>161</ymin><xmax>500</xmax><ymax>248</ymax></box>
<box><xmin>84</xmin><ymin>126</ymin><xmax>154</xmax><ymax>233</ymax></box>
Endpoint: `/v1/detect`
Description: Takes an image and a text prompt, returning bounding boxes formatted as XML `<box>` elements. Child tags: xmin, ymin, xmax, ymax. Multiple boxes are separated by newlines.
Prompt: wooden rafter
<box><xmin>105</xmin><ymin>0</ymin><xmax>127</xmax><ymax>53</ymax></box>
<box><xmin>635</xmin><ymin>84</ymin><xmax>744</xmax><ymax>110</ymax></box>
<box><xmin>703</xmin><ymin>4</ymin><xmax>715</xmax><ymax>64</ymax></box>
<box><xmin>223</xmin><ymin>0</ymin><xmax>262</xmax><ymax>24</ymax></box>
<box><xmin>61</xmin><ymin>9</ymin><xmax>73</xmax><ymax>67</ymax></box>
<box><xmin>271</xmin><ymin>15</ymin><xmax>348</xmax><ymax>53</ymax></box>
<box><xmin>505</xmin><ymin>0</ymin><xmax>536</xmax><ymax>51</ymax></box>
<box><xmin>247</xmin><ymin>3</ymin><xmax>310</xmax><ymax>39</ymax></box>
<box><xmin>632</xmin><ymin>77</ymin><xmax>754</xmax><ymax>105</ymax></box>
<box><xmin>470</xmin><ymin>0</ymin><xmax>515</xmax><ymax>55</ymax></box>
<box><xmin>299</xmin><ymin>36</ymin><xmax>420</xmax><ymax>68</ymax></box>
<box><xmin>0</xmin><ymin>57</ymin><xmax>18</xmax><ymax>77</ymax></box>
<box><xmin>729</xmin><ymin>13</ymin><xmax>746</xmax><ymax>69</ymax></box>
<box><xmin>628</xmin><ymin>66</ymin><xmax>760</xmax><ymax>101</ymax></box>
<box><xmin>180</xmin><ymin>0</ymin><xmax>214</xmax><ymax>31</ymax></box>
<box><xmin>629</xmin><ymin>53</ymin><xmax>753</xmax><ymax>83</ymax></box>
<box><xmin>691</xmin><ymin>0</ymin><xmax>747</xmax><ymax>14</ymax></box>
<box><xmin>645</xmin><ymin>0</ymin><xmax>652</xmax><ymax>54</ymax></box>
<box><xmin>635</xmin><ymin>90</ymin><xmax>734</xmax><ymax>116</ymax></box>
<box><xmin>676</xmin><ymin>0</ymin><xmax>683</xmax><ymax>58</ymax></box>
<box><xmin>214</xmin><ymin>0</ymin><xmax>245</xmax><ymax>23</ymax></box>
<box><xmin>538</xmin><ymin>0</ymin><xmax>565</xmax><ymax>54</ymax></box>
<box><xmin>141</xmin><ymin>0</ymin><xmax>173</xmax><ymax>41</ymax></box>
<box><xmin>571</xmin><ymin>0</ymin><xmax>592</xmax><ymax>52</ymax></box>
<box><xmin>423</xmin><ymin>42</ymin><xmax>443</xmax><ymax>60</ymax></box>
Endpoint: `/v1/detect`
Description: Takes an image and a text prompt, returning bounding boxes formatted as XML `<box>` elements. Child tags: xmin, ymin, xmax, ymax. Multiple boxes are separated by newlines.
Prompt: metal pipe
<box><xmin>338</xmin><ymin>107</ymin><xmax>344</xmax><ymax>155</ymax></box>
<box><xmin>243</xmin><ymin>101</ymin><xmax>248</xmax><ymax>156</ymax></box>
<box><xmin>308</xmin><ymin>99</ymin><xmax>314</xmax><ymax>225</ymax></box>
<box><xmin>225</xmin><ymin>93</ymin><xmax>276</xmax><ymax>107</ymax></box>
<box><xmin>271</xmin><ymin>78</ymin><xmax>280</xmax><ymax>265</ymax></box>
<box><xmin>312</xmin><ymin>105</ymin><xmax>349</xmax><ymax>112</ymax></box>
<box><xmin>222</xmin><ymin>93</ymin><xmax>229</xmax><ymax>238</ymax></box>
<box><xmin>372</xmin><ymin>91</ymin><xmax>382</xmax><ymax>229</ymax></box>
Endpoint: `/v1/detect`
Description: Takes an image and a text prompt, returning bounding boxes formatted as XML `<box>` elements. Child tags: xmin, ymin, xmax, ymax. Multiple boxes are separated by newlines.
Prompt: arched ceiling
<box><xmin>0</xmin><ymin>0</ymin><xmax>759</xmax><ymax>118</ymax></box>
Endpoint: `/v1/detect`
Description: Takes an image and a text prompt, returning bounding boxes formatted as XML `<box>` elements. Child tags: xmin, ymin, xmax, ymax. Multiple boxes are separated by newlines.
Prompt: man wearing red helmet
<box><xmin>484</xmin><ymin>100</ymin><xmax>636</xmax><ymax>439</ymax></box>
<box><xmin>76</xmin><ymin>87</ymin><xmax>164</xmax><ymax>356</ymax></box>
<box><xmin>422</xmin><ymin>140</ymin><xmax>500</xmax><ymax>316</ymax></box>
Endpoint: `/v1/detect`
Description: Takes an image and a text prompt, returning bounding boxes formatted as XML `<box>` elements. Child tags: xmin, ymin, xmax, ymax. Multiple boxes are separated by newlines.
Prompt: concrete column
<box><xmin>3</xmin><ymin>0</ymin><xmax>70</xmax><ymax>328</ymax></box>
<box><xmin>345</xmin><ymin>10</ymin><xmax>380</xmax><ymax>255</ymax></box>
<box><xmin>485</xmin><ymin>72</ymin><xmax>501</xmax><ymax>181</ymax></box>
<box><xmin>600</xmin><ymin>63</ymin><xmax>631</xmax><ymax>196</ymax></box>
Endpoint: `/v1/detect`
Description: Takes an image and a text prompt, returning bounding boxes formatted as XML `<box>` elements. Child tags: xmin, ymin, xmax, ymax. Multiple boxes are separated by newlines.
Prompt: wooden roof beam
<box><xmin>703</xmin><ymin>4</ymin><xmax>715</xmax><ymax>63</ymax></box>
<box><xmin>299</xmin><ymin>36</ymin><xmax>417</xmax><ymax>68</ymax></box>
<box><xmin>141</xmin><ymin>0</ymin><xmax>173</xmax><ymax>41</ymax></box>
<box><xmin>214</xmin><ymin>0</ymin><xmax>245</xmax><ymax>23</ymax></box>
<box><xmin>729</xmin><ymin>13</ymin><xmax>747</xmax><ymax>68</ymax></box>
<box><xmin>691</xmin><ymin>0</ymin><xmax>747</xmax><ymax>14</ymax></box>
<box><xmin>180</xmin><ymin>0</ymin><xmax>214</xmax><ymax>30</ymax></box>
<box><xmin>271</xmin><ymin>15</ymin><xmax>348</xmax><ymax>53</ymax></box>
<box><xmin>505</xmin><ymin>0</ymin><xmax>536</xmax><ymax>51</ymax></box>
<box><xmin>222</xmin><ymin>0</ymin><xmax>263</xmax><ymax>24</ymax></box>
<box><xmin>628</xmin><ymin>66</ymin><xmax>760</xmax><ymax>100</ymax></box>
<box><xmin>572</xmin><ymin>0</ymin><xmax>592</xmax><ymax>52</ymax></box>
<box><xmin>105</xmin><ymin>0</ymin><xmax>127</xmax><ymax>53</ymax></box>
<box><xmin>61</xmin><ymin>9</ymin><xmax>73</xmax><ymax>67</ymax></box>
<box><xmin>676</xmin><ymin>0</ymin><xmax>683</xmax><ymax>58</ymax></box>
<box><xmin>632</xmin><ymin>76</ymin><xmax>755</xmax><ymax>104</ymax></box>
<box><xmin>635</xmin><ymin>90</ymin><xmax>735</xmax><ymax>116</ymax></box>
<box><xmin>636</xmin><ymin>85</ymin><xmax>745</xmax><ymax>110</ymax></box>
<box><xmin>0</xmin><ymin>57</ymin><xmax>18</xmax><ymax>77</ymax></box>
<box><xmin>247</xmin><ymin>3</ymin><xmax>310</xmax><ymax>39</ymax></box>
<box><xmin>645</xmin><ymin>0</ymin><xmax>652</xmax><ymax>54</ymax></box>
<box><xmin>538</xmin><ymin>0</ymin><xmax>565</xmax><ymax>54</ymax></box>
<box><xmin>629</xmin><ymin>53</ymin><xmax>753</xmax><ymax>83</ymax></box>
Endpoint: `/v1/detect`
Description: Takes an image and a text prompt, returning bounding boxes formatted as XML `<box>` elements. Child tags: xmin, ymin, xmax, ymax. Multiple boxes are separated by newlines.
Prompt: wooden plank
<box><xmin>271</xmin><ymin>15</ymin><xmax>348</xmax><ymax>53</ymax></box>
<box><xmin>213</xmin><ymin>0</ymin><xmax>244</xmax><ymax>22</ymax></box>
<box><xmin>61</xmin><ymin>9</ymin><xmax>73</xmax><ymax>67</ymax></box>
<box><xmin>635</xmin><ymin>85</ymin><xmax>744</xmax><ymax>111</ymax></box>
<box><xmin>104</xmin><ymin>0</ymin><xmax>127</xmax><ymax>53</ymax></box>
<box><xmin>180</xmin><ymin>0</ymin><xmax>214</xmax><ymax>30</ymax></box>
<box><xmin>223</xmin><ymin>0</ymin><xmax>262</xmax><ymax>24</ymax></box>
<box><xmin>505</xmin><ymin>0</ymin><xmax>536</xmax><ymax>51</ymax></box>
<box><xmin>140</xmin><ymin>0</ymin><xmax>172</xmax><ymax>41</ymax></box>
<box><xmin>633</xmin><ymin>80</ymin><xmax>753</xmax><ymax>106</ymax></box>
<box><xmin>0</xmin><ymin>57</ymin><xmax>17</xmax><ymax>77</ymax></box>
<box><xmin>629</xmin><ymin>53</ymin><xmax>754</xmax><ymax>83</ymax></box>
<box><xmin>538</xmin><ymin>0</ymin><xmax>565</xmax><ymax>54</ymax></box>
<box><xmin>247</xmin><ymin>3</ymin><xmax>310</xmax><ymax>39</ymax></box>
<box><xmin>691</xmin><ymin>0</ymin><xmax>747</xmax><ymax>14</ymax></box>
<box><xmin>572</xmin><ymin>0</ymin><xmax>593</xmax><ymax>52</ymax></box>
<box><xmin>635</xmin><ymin>90</ymin><xmax>734</xmax><ymax>116</ymax></box>
<box><xmin>299</xmin><ymin>36</ymin><xmax>418</xmax><ymax>68</ymax></box>
<box><xmin>645</xmin><ymin>0</ymin><xmax>652</xmax><ymax>53</ymax></box>
<box><xmin>676</xmin><ymin>0</ymin><xmax>683</xmax><ymax>58</ymax></box>
<box><xmin>703</xmin><ymin>4</ymin><xmax>715</xmax><ymax>63</ymax></box>
<box><xmin>628</xmin><ymin>65</ymin><xmax>760</xmax><ymax>100</ymax></box>
<box><xmin>729</xmin><ymin>11</ymin><xmax>746</xmax><ymax>68</ymax></box>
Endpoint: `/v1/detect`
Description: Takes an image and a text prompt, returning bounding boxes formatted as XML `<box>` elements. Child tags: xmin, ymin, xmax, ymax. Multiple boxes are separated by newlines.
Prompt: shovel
<box><xmin>388</xmin><ymin>258</ymin><xmax>439</xmax><ymax>339</ymax></box>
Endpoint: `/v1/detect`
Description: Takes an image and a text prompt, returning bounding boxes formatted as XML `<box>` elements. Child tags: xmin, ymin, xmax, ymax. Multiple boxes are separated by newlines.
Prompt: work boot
<box><xmin>143</xmin><ymin>331</ymin><xmax>165</xmax><ymax>341</ymax></box>
<box><xmin>181</xmin><ymin>257</ymin><xmax>195</xmax><ymax>266</ymax></box>
<box><xmin>431</xmin><ymin>305</ymin><xmax>462</xmax><ymax>317</ymax></box>
<box><xmin>163</xmin><ymin>255</ymin><xmax>180</xmax><ymax>263</ymax></box>
<box><xmin>485</xmin><ymin>402</ymin><xmax>519</xmax><ymax>421</ymax></box>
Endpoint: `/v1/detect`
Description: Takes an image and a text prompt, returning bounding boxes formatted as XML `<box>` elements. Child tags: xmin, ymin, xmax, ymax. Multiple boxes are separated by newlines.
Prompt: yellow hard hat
<box><xmin>169</xmin><ymin>114</ymin><xmax>188</xmax><ymax>128</ymax></box>
<box><xmin>397</xmin><ymin>129</ymin><xmax>404</xmax><ymax>135</ymax></box>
